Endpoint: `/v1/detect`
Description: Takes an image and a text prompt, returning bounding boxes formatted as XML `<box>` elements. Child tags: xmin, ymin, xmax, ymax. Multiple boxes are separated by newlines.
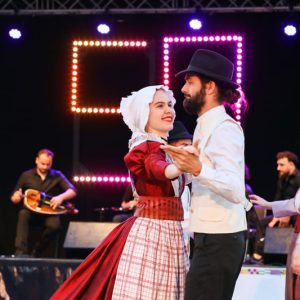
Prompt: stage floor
<box><xmin>233</xmin><ymin>265</ymin><xmax>285</xmax><ymax>300</ymax></box>
<box><xmin>0</xmin><ymin>257</ymin><xmax>285</xmax><ymax>300</ymax></box>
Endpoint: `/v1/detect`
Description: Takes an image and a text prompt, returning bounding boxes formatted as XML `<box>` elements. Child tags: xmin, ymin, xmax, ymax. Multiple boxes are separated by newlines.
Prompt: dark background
<box><xmin>0</xmin><ymin>12</ymin><xmax>299</xmax><ymax>255</ymax></box>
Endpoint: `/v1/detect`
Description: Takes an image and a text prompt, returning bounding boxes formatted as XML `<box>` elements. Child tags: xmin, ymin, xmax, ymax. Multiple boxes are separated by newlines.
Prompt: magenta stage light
<box><xmin>73</xmin><ymin>175</ymin><xmax>131</xmax><ymax>184</ymax></box>
<box><xmin>9</xmin><ymin>28</ymin><xmax>22</xmax><ymax>39</ymax></box>
<box><xmin>97</xmin><ymin>24</ymin><xmax>110</xmax><ymax>34</ymax></box>
<box><xmin>284</xmin><ymin>25</ymin><xmax>297</xmax><ymax>36</ymax></box>
<box><xmin>162</xmin><ymin>34</ymin><xmax>244</xmax><ymax>123</ymax></box>
<box><xmin>189</xmin><ymin>19</ymin><xmax>202</xmax><ymax>30</ymax></box>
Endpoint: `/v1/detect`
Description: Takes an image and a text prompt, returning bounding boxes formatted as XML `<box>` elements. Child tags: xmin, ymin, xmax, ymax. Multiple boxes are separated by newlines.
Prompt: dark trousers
<box><xmin>15</xmin><ymin>208</ymin><xmax>61</xmax><ymax>255</ymax></box>
<box><xmin>185</xmin><ymin>231</ymin><xmax>246</xmax><ymax>300</ymax></box>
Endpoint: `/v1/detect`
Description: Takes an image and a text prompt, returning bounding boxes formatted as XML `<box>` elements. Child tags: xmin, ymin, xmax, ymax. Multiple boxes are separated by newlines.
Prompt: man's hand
<box><xmin>11</xmin><ymin>188</ymin><xmax>23</xmax><ymax>204</ymax></box>
<box><xmin>50</xmin><ymin>196</ymin><xmax>64</xmax><ymax>210</ymax></box>
<box><xmin>121</xmin><ymin>199</ymin><xmax>138</xmax><ymax>210</ymax></box>
<box><xmin>277</xmin><ymin>216</ymin><xmax>291</xmax><ymax>228</ymax></box>
<box><xmin>50</xmin><ymin>189</ymin><xmax>76</xmax><ymax>210</ymax></box>
<box><xmin>268</xmin><ymin>216</ymin><xmax>291</xmax><ymax>228</ymax></box>
<box><xmin>268</xmin><ymin>217</ymin><xmax>279</xmax><ymax>228</ymax></box>
<box><xmin>161</xmin><ymin>140</ymin><xmax>201</xmax><ymax>176</ymax></box>
<box><xmin>0</xmin><ymin>271</ymin><xmax>10</xmax><ymax>300</ymax></box>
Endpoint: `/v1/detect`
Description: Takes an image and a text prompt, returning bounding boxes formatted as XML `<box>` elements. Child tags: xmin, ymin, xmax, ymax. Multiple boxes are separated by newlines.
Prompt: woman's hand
<box><xmin>249</xmin><ymin>194</ymin><xmax>272</xmax><ymax>209</ymax></box>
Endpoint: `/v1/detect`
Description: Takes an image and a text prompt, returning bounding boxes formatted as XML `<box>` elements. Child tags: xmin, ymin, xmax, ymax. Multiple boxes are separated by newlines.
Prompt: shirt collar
<box><xmin>34</xmin><ymin>168</ymin><xmax>52</xmax><ymax>178</ymax></box>
<box><xmin>129</xmin><ymin>133</ymin><xmax>167</xmax><ymax>150</ymax></box>
<box><xmin>196</xmin><ymin>105</ymin><xmax>226</xmax><ymax>129</ymax></box>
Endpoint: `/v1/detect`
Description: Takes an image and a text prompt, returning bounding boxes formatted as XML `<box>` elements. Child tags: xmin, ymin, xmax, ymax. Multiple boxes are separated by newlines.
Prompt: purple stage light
<box><xmin>189</xmin><ymin>19</ymin><xmax>202</xmax><ymax>30</ymax></box>
<box><xmin>9</xmin><ymin>28</ymin><xmax>22</xmax><ymax>39</ymax></box>
<box><xmin>162</xmin><ymin>34</ymin><xmax>244</xmax><ymax>123</ymax></box>
<box><xmin>97</xmin><ymin>24</ymin><xmax>110</xmax><ymax>34</ymax></box>
<box><xmin>284</xmin><ymin>25</ymin><xmax>297</xmax><ymax>36</ymax></box>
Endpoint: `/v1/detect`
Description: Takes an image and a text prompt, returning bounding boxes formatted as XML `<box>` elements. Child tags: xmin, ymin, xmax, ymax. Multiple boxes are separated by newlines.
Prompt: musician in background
<box><xmin>10</xmin><ymin>149</ymin><xmax>77</xmax><ymax>257</ymax></box>
<box><xmin>112</xmin><ymin>185</ymin><xmax>137</xmax><ymax>223</ymax></box>
<box><xmin>252</xmin><ymin>150</ymin><xmax>300</xmax><ymax>262</ymax></box>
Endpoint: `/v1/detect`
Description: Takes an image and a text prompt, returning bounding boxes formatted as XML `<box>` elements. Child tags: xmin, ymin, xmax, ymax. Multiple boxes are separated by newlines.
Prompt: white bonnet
<box><xmin>120</xmin><ymin>85</ymin><xmax>175</xmax><ymax>135</ymax></box>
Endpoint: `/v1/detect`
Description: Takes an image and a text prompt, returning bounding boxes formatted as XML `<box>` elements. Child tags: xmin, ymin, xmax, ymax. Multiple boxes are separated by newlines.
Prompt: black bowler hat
<box><xmin>168</xmin><ymin>121</ymin><xmax>193</xmax><ymax>142</ymax></box>
<box><xmin>176</xmin><ymin>49</ymin><xmax>239</xmax><ymax>89</ymax></box>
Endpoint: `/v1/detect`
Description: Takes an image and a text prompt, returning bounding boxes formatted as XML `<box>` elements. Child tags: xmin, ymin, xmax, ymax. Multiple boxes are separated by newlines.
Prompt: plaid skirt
<box><xmin>112</xmin><ymin>217</ymin><xmax>189</xmax><ymax>300</ymax></box>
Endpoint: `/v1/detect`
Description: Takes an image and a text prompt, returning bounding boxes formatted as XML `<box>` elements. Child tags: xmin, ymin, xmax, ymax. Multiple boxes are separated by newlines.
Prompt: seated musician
<box><xmin>112</xmin><ymin>185</ymin><xmax>137</xmax><ymax>223</ymax></box>
<box><xmin>10</xmin><ymin>149</ymin><xmax>77</xmax><ymax>257</ymax></box>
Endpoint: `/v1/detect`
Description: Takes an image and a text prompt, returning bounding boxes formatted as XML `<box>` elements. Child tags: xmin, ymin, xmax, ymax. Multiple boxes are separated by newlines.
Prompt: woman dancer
<box><xmin>51</xmin><ymin>85</ymin><xmax>189</xmax><ymax>300</ymax></box>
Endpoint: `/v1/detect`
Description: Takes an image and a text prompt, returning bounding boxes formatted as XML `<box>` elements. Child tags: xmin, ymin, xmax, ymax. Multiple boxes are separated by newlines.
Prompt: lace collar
<box><xmin>129</xmin><ymin>133</ymin><xmax>167</xmax><ymax>151</ymax></box>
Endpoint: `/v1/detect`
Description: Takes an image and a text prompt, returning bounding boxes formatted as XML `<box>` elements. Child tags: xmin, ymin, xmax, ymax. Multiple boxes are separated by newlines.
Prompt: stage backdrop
<box><xmin>0</xmin><ymin>13</ymin><xmax>299</xmax><ymax>255</ymax></box>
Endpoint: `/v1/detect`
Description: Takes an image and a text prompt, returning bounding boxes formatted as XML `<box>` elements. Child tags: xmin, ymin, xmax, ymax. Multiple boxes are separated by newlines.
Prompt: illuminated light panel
<box><xmin>162</xmin><ymin>34</ymin><xmax>245</xmax><ymax>122</ymax></box>
<box><xmin>73</xmin><ymin>107</ymin><xmax>121</xmax><ymax>114</ymax></box>
<box><xmin>73</xmin><ymin>175</ymin><xmax>131</xmax><ymax>183</ymax></box>
<box><xmin>70</xmin><ymin>39</ymin><xmax>148</xmax><ymax>114</ymax></box>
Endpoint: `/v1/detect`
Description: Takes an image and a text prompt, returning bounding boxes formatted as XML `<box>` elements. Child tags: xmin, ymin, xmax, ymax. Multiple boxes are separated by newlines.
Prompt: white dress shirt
<box><xmin>189</xmin><ymin>105</ymin><xmax>248</xmax><ymax>234</ymax></box>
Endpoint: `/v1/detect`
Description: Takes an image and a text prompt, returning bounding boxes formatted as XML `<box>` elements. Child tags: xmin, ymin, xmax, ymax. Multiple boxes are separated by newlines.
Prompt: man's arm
<box><xmin>50</xmin><ymin>188</ymin><xmax>77</xmax><ymax>210</ymax></box>
<box><xmin>10</xmin><ymin>173</ymin><xmax>26</xmax><ymax>204</ymax></box>
<box><xmin>11</xmin><ymin>188</ymin><xmax>23</xmax><ymax>204</ymax></box>
<box><xmin>50</xmin><ymin>171</ymin><xmax>77</xmax><ymax>209</ymax></box>
<box><xmin>121</xmin><ymin>199</ymin><xmax>138</xmax><ymax>210</ymax></box>
<box><xmin>162</xmin><ymin>122</ymin><xmax>245</xmax><ymax>204</ymax></box>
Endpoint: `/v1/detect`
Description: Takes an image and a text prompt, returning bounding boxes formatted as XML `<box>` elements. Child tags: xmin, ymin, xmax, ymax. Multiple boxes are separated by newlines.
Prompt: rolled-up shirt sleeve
<box><xmin>193</xmin><ymin>122</ymin><xmax>245</xmax><ymax>204</ymax></box>
<box><xmin>272</xmin><ymin>188</ymin><xmax>300</xmax><ymax>217</ymax></box>
<box><xmin>56</xmin><ymin>171</ymin><xmax>77</xmax><ymax>194</ymax></box>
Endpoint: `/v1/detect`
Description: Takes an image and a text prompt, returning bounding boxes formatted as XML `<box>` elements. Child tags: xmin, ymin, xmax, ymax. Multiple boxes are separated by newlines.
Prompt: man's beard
<box><xmin>37</xmin><ymin>168</ymin><xmax>48</xmax><ymax>174</ymax></box>
<box><xmin>183</xmin><ymin>89</ymin><xmax>206</xmax><ymax>115</ymax></box>
<box><xmin>279</xmin><ymin>172</ymin><xmax>289</xmax><ymax>179</ymax></box>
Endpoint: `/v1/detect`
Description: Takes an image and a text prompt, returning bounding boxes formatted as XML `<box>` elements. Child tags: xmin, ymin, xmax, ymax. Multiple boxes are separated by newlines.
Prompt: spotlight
<box><xmin>189</xmin><ymin>19</ymin><xmax>202</xmax><ymax>30</ymax></box>
<box><xmin>284</xmin><ymin>24</ymin><xmax>297</xmax><ymax>36</ymax></box>
<box><xmin>97</xmin><ymin>24</ymin><xmax>110</xmax><ymax>34</ymax></box>
<box><xmin>9</xmin><ymin>28</ymin><xmax>22</xmax><ymax>39</ymax></box>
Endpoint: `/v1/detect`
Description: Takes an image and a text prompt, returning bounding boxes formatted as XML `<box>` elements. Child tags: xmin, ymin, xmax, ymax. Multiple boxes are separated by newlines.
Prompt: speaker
<box><xmin>263</xmin><ymin>227</ymin><xmax>294</xmax><ymax>265</ymax></box>
<box><xmin>64</xmin><ymin>222</ymin><xmax>120</xmax><ymax>249</ymax></box>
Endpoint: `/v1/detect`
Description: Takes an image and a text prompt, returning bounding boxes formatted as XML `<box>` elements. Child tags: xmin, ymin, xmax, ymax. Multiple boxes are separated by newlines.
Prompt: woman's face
<box><xmin>145</xmin><ymin>89</ymin><xmax>175</xmax><ymax>138</ymax></box>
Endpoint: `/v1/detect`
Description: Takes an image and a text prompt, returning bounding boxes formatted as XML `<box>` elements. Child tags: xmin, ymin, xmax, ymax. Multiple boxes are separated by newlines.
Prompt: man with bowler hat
<box><xmin>161</xmin><ymin>49</ymin><xmax>250</xmax><ymax>300</ymax></box>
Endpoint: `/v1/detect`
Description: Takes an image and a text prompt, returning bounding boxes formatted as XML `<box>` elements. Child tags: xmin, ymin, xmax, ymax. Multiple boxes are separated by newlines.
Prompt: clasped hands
<box><xmin>160</xmin><ymin>140</ymin><xmax>202</xmax><ymax>176</ymax></box>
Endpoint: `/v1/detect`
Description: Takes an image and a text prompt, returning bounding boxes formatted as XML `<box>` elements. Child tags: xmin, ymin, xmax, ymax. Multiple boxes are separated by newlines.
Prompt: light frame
<box><xmin>70</xmin><ymin>39</ymin><xmax>148</xmax><ymax>114</ymax></box>
<box><xmin>73</xmin><ymin>175</ymin><xmax>131</xmax><ymax>184</ymax></box>
<box><xmin>162</xmin><ymin>34</ymin><xmax>244</xmax><ymax>123</ymax></box>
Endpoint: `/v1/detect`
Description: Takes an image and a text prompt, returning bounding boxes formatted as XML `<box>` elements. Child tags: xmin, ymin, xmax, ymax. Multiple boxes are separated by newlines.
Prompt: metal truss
<box><xmin>0</xmin><ymin>0</ymin><xmax>299</xmax><ymax>15</ymax></box>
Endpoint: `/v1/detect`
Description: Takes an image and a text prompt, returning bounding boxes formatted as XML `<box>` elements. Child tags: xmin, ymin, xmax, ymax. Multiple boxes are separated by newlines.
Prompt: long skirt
<box><xmin>51</xmin><ymin>216</ymin><xmax>189</xmax><ymax>300</ymax></box>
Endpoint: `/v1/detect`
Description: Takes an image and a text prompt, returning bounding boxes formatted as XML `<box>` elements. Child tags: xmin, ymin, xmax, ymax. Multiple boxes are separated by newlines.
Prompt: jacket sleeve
<box><xmin>124</xmin><ymin>142</ymin><xmax>170</xmax><ymax>181</ymax></box>
<box><xmin>272</xmin><ymin>189</ymin><xmax>300</xmax><ymax>217</ymax></box>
